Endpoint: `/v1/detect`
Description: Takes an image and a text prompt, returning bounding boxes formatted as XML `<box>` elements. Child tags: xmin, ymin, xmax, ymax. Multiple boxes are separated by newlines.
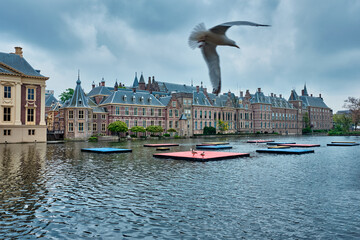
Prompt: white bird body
<box><xmin>189</xmin><ymin>21</ymin><xmax>270</xmax><ymax>95</ymax></box>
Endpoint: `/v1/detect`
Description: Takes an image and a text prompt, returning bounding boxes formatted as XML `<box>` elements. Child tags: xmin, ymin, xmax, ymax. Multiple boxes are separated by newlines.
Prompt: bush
<box><xmin>130</xmin><ymin>134</ymin><xmax>137</xmax><ymax>138</ymax></box>
<box><xmin>88</xmin><ymin>136</ymin><xmax>98</xmax><ymax>142</ymax></box>
<box><xmin>203</xmin><ymin>126</ymin><xmax>216</xmax><ymax>135</ymax></box>
<box><xmin>164</xmin><ymin>133</ymin><xmax>170</xmax><ymax>137</ymax></box>
<box><xmin>174</xmin><ymin>135</ymin><xmax>181</xmax><ymax>139</ymax></box>
<box><xmin>302</xmin><ymin>127</ymin><xmax>312</xmax><ymax>134</ymax></box>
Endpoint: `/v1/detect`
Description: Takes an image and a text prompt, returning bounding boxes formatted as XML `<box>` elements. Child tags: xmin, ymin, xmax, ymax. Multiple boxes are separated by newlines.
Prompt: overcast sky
<box><xmin>1</xmin><ymin>0</ymin><xmax>359</xmax><ymax>111</ymax></box>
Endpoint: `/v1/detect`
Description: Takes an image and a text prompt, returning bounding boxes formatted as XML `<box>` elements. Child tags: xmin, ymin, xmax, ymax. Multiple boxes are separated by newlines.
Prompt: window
<box><xmin>204</xmin><ymin>111</ymin><xmax>207</xmax><ymax>119</ymax></box>
<box><xmin>3</xmin><ymin>107</ymin><xmax>11</xmax><ymax>121</ymax></box>
<box><xmin>125</xmin><ymin>107</ymin><xmax>129</xmax><ymax>115</ymax></box>
<box><xmin>209</xmin><ymin>111</ymin><xmax>211</xmax><ymax>119</ymax></box>
<box><xmin>175</xmin><ymin>121</ymin><xmax>178</xmax><ymax>128</ymax></box>
<box><xmin>194</xmin><ymin>110</ymin><xmax>197</xmax><ymax>118</ymax></box>
<box><xmin>115</xmin><ymin>106</ymin><xmax>120</xmax><ymax>115</ymax></box>
<box><xmin>200</xmin><ymin>121</ymin><xmax>203</xmax><ymax>129</ymax></box>
<box><xmin>134</xmin><ymin>120</ymin><xmax>138</xmax><ymax>126</ymax></box>
<box><xmin>27</xmin><ymin>108</ymin><xmax>35</xmax><ymax>123</ymax></box>
<box><xmin>28</xmin><ymin>129</ymin><xmax>35</xmax><ymax>135</ymax></box>
<box><xmin>4</xmin><ymin>86</ymin><xmax>11</xmax><ymax>98</ymax></box>
<box><xmin>102</xmin><ymin>123</ymin><xmax>106</xmax><ymax>131</ymax></box>
<box><xmin>79</xmin><ymin>110</ymin><xmax>84</xmax><ymax>119</ymax></box>
<box><xmin>143</xmin><ymin>120</ymin><xmax>146</xmax><ymax>127</ymax></box>
<box><xmin>158</xmin><ymin>121</ymin><xmax>162</xmax><ymax>126</ymax></box>
<box><xmin>93</xmin><ymin>123</ymin><xmax>97</xmax><ymax>131</ymax></box>
<box><xmin>183</xmin><ymin>99</ymin><xmax>187</xmax><ymax>106</ymax></box>
<box><xmin>69</xmin><ymin>122</ymin><xmax>74</xmax><ymax>132</ymax></box>
<box><xmin>175</xmin><ymin>110</ymin><xmax>179</xmax><ymax>117</ymax></box>
<box><xmin>158</xmin><ymin>109</ymin><xmax>162</xmax><ymax>116</ymax></box>
<box><xmin>69</xmin><ymin>111</ymin><xmax>74</xmax><ymax>119</ymax></box>
<box><xmin>172</xmin><ymin>101</ymin><xmax>176</xmax><ymax>107</ymax></box>
<box><xmin>143</xmin><ymin>108</ymin><xmax>146</xmax><ymax>116</ymax></box>
<box><xmin>101</xmin><ymin>114</ymin><xmax>106</xmax><ymax>119</ymax></box>
<box><xmin>93</xmin><ymin>114</ymin><xmax>97</xmax><ymax>119</ymax></box>
<box><xmin>195</xmin><ymin>121</ymin><xmax>198</xmax><ymax>130</ymax></box>
<box><xmin>134</xmin><ymin>107</ymin><xmax>138</xmax><ymax>116</ymax></box>
<box><xmin>88</xmin><ymin>122</ymin><xmax>91</xmax><ymax>131</ymax></box>
<box><xmin>200</xmin><ymin>110</ymin><xmax>202</xmax><ymax>118</ymax></box>
<box><xmin>27</xmin><ymin>88</ymin><xmax>35</xmax><ymax>100</ymax></box>
<box><xmin>3</xmin><ymin>129</ymin><xmax>11</xmax><ymax>136</ymax></box>
<box><xmin>151</xmin><ymin>108</ymin><xmax>154</xmax><ymax>116</ymax></box>
<box><xmin>169</xmin><ymin>109</ymin><xmax>173</xmax><ymax>117</ymax></box>
<box><xmin>169</xmin><ymin>121</ymin><xmax>173</xmax><ymax>128</ymax></box>
<box><xmin>78</xmin><ymin>122</ymin><xmax>84</xmax><ymax>132</ymax></box>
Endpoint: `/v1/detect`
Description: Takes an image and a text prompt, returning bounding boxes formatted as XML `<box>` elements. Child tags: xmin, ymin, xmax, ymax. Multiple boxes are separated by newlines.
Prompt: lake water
<box><xmin>1</xmin><ymin>135</ymin><xmax>360</xmax><ymax>239</ymax></box>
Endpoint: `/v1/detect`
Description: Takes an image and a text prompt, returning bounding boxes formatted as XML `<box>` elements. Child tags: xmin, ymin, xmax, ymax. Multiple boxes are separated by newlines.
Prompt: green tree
<box><xmin>218</xmin><ymin>120</ymin><xmax>229</xmax><ymax>133</ymax></box>
<box><xmin>59</xmin><ymin>88</ymin><xmax>74</xmax><ymax>102</ymax></box>
<box><xmin>146</xmin><ymin>125</ymin><xmax>163</xmax><ymax>136</ymax></box>
<box><xmin>130</xmin><ymin>126</ymin><xmax>146</xmax><ymax>137</ymax></box>
<box><xmin>167</xmin><ymin>128</ymin><xmax>177</xmax><ymax>136</ymax></box>
<box><xmin>343</xmin><ymin>97</ymin><xmax>360</xmax><ymax>130</ymax></box>
<box><xmin>107</xmin><ymin>121</ymin><xmax>128</xmax><ymax>137</ymax></box>
<box><xmin>203</xmin><ymin>126</ymin><xmax>216</xmax><ymax>135</ymax></box>
<box><xmin>333</xmin><ymin>114</ymin><xmax>352</xmax><ymax>132</ymax></box>
<box><xmin>302</xmin><ymin>112</ymin><xmax>312</xmax><ymax>134</ymax></box>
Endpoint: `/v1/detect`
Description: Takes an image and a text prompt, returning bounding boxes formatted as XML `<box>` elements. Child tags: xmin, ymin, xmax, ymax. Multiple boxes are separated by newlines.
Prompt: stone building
<box><xmin>0</xmin><ymin>47</ymin><xmax>49</xmax><ymax>143</ymax></box>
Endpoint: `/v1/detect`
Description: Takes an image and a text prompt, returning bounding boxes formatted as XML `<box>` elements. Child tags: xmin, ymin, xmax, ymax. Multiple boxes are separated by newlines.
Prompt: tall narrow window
<box><xmin>158</xmin><ymin>109</ymin><xmax>161</xmax><ymax>116</ymax></box>
<box><xmin>93</xmin><ymin>123</ymin><xmax>97</xmax><ymax>131</ymax></box>
<box><xmin>134</xmin><ymin>107</ymin><xmax>138</xmax><ymax>116</ymax></box>
<box><xmin>78</xmin><ymin>122</ymin><xmax>84</xmax><ymax>132</ymax></box>
<box><xmin>143</xmin><ymin>108</ymin><xmax>146</xmax><ymax>116</ymax></box>
<box><xmin>115</xmin><ymin>106</ymin><xmax>120</xmax><ymax>115</ymax></box>
<box><xmin>79</xmin><ymin>110</ymin><xmax>84</xmax><ymax>119</ymax></box>
<box><xmin>3</xmin><ymin>107</ymin><xmax>11</xmax><ymax>121</ymax></box>
<box><xmin>68</xmin><ymin>122</ymin><xmax>74</xmax><ymax>132</ymax></box>
<box><xmin>169</xmin><ymin>109</ymin><xmax>173</xmax><ymax>117</ymax></box>
<box><xmin>69</xmin><ymin>111</ymin><xmax>74</xmax><ymax>119</ymax></box>
<box><xmin>27</xmin><ymin>88</ymin><xmax>35</xmax><ymax>100</ymax></box>
<box><xmin>125</xmin><ymin>107</ymin><xmax>129</xmax><ymax>115</ymax></box>
<box><xmin>4</xmin><ymin>86</ymin><xmax>11</xmax><ymax>98</ymax></box>
<box><xmin>27</xmin><ymin>108</ymin><xmax>34</xmax><ymax>122</ymax></box>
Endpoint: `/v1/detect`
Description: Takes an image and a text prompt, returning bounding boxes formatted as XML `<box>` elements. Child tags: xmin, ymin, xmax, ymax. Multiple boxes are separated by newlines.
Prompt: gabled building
<box><xmin>0</xmin><ymin>47</ymin><xmax>49</xmax><ymax>143</ymax></box>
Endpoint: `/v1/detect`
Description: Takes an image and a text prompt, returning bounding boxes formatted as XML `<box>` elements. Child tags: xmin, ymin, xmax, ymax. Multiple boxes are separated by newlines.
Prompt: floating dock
<box><xmin>153</xmin><ymin>151</ymin><xmax>250</xmax><ymax>161</ymax></box>
<box><xmin>331</xmin><ymin>141</ymin><xmax>356</xmax><ymax>143</ymax></box>
<box><xmin>256</xmin><ymin>149</ymin><xmax>314</xmax><ymax>154</ymax></box>
<box><xmin>267</xmin><ymin>142</ymin><xmax>296</xmax><ymax>145</ymax></box>
<box><xmin>201</xmin><ymin>142</ymin><xmax>230</xmax><ymax>145</ymax></box>
<box><xmin>156</xmin><ymin>147</ymin><xmax>170</xmax><ymax>151</ymax></box>
<box><xmin>268</xmin><ymin>145</ymin><xmax>291</xmax><ymax>149</ymax></box>
<box><xmin>196</xmin><ymin>145</ymin><xmax>232</xmax><ymax>150</ymax></box>
<box><xmin>247</xmin><ymin>140</ymin><xmax>274</xmax><ymax>143</ymax></box>
<box><xmin>278</xmin><ymin>144</ymin><xmax>321</xmax><ymax>148</ymax></box>
<box><xmin>327</xmin><ymin>143</ymin><xmax>359</xmax><ymax>146</ymax></box>
<box><xmin>81</xmin><ymin>148</ymin><xmax>132</xmax><ymax>153</ymax></box>
<box><xmin>144</xmin><ymin>143</ymin><xmax>179</xmax><ymax>147</ymax></box>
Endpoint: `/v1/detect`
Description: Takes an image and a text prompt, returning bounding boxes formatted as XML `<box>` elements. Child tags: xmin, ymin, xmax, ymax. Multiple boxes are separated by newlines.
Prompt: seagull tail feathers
<box><xmin>188</xmin><ymin>23</ymin><xmax>207</xmax><ymax>49</ymax></box>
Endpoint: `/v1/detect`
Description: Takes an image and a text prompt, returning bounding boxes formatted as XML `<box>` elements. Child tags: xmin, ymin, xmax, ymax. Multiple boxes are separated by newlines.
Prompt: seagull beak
<box><xmin>235</xmin><ymin>45</ymin><xmax>240</xmax><ymax>49</ymax></box>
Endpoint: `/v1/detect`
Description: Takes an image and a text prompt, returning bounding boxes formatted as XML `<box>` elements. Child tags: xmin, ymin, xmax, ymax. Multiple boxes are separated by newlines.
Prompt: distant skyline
<box><xmin>1</xmin><ymin>0</ymin><xmax>359</xmax><ymax>111</ymax></box>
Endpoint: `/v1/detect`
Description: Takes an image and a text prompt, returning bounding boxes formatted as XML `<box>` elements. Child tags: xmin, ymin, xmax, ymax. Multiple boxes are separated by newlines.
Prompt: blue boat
<box><xmin>256</xmin><ymin>149</ymin><xmax>314</xmax><ymax>154</ymax></box>
<box><xmin>196</xmin><ymin>145</ymin><xmax>232</xmax><ymax>150</ymax></box>
<box><xmin>81</xmin><ymin>148</ymin><xmax>132</xmax><ymax>153</ymax></box>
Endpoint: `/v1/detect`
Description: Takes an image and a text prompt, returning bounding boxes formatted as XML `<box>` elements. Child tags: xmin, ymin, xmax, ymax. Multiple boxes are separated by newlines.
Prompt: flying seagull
<box><xmin>188</xmin><ymin>21</ymin><xmax>270</xmax><ymax>95</ymax></box>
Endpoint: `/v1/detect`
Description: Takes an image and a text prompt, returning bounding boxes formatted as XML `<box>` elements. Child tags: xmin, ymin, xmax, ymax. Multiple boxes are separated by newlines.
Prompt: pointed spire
<box><xmin>76</xmin><ymin>69</ymin><xmax>81</xmax><ymax>85</ymax></box>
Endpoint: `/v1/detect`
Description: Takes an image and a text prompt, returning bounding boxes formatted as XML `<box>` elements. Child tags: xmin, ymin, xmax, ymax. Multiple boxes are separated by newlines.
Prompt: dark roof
<box><xmin>87</xmin><ymin>86</ymin><xmax>112</xmax><ymax>97</ymax></box>
<box><xmin>193</xmin><ymin>91</ymin><xmax>211</xmax><ymax>106</ymax></box>
<box><xmin>100</xmin><ymin>89</ymin><xmax>164</xmax><ymax>106</ymax></box>
<box><xmin>300</xmin><ymin>96</ymin><xmax>329</xmax><ymax>108</ymax></box>
<box><xmin>45</xmin><ymin>94</ymin><xmax>58</xmax><ymax>107</ymax></box>
<box><xmin>158</xmin><ymin>96</ymin><xmax>172</xmax><ymax>106</ymax></box>
<box><xmin>67</xmin><ymin>77</ymin><xmax>91</xmax><ymax>108</ymax></box>
<box><xmin>132</xmin><ymin>73</ymin><xmax>139</xmax><ymax>88</ymax></box>
<box><xmin>0</xmin><ymin>52</ymin><xmax>47</xmax><ymax>78</ymax></box>
<box><xmin>251</xmin><ymin>91</ymin><xmax>294</xmax><ymax>109</ymax></box>
<box><xmin>288</xmin><ymin>89</ymin><xmax>300</xmax><ymax>101</ymax></box>
<box><xmin>303</xmin><ymin>84</ymin><xmax>309</xmax><ymax>96</ymax></box>
<box><xmin>139</xmin><ymin>73</ymin><xmax>145</xmax><ymax>83</ymax></box>
<box><xmin>157</xmin><ymin>81</ymin><xmax>197</xmax><ymax>93</ymax></box>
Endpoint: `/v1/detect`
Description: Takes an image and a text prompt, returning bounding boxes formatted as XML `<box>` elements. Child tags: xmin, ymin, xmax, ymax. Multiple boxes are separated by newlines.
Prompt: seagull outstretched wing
<box><xmin>210</xmin><ymin>21</ymin><xmax>270</xmax><ymax>35</ymax></box>
<box><xmin>201</xmin><ymin>42</ymin><xmax>221</xmax><ymax>95</ymax></box>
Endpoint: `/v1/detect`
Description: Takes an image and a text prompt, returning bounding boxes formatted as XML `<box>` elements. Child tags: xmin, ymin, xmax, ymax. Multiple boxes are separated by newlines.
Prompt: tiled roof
<box><xmin>87</xmin><ymin>97</ymin><xmax>107</xmax><ymax>113</ymax></box>
<box><xmin>67</xmin><ymin>77</ymin><xmax>91</xmax><ymax>108</ymax></box>
<box><xmin>87</xmin><ymin>86</ymin><xmax>112</xmax><ymax>97</ymax></box>
<box><xmin>45</xmin><ymin>94</ymin><xmax>58</xmax><ymax>107</ymax></box>
<box><xmin>0</xmin><ymin>52</ymin><xmax>46</xmax><ymax>78</ymax></box>
<box><xmin>193</xmin><ymin>91</ymin><xmax>211</xmax><ymax>106</ymax></box>
<box><xmin>251</xmin><ymin>91</ymin><xmax>294</xmax><ymax>109</ymax></box>
<box><xmin>300</xmin><ymin>96</ymin><xmax>329</xmax><ymax>108</ymax></box>
<box><xmin>157</xmin><ymin>81</ymin><xmax>197</xmax><ymax>93</ymax></box>
<box><xmin>158</xmin><ymin>96</ymin><xmax>172</xmax><ymax>106</ymax></box>
<box><xmin>100</xmin><ymin>89</ymin><xmax>164</xmax><ymax>106</ymax></box>
<box><xmin>288</xmin><ymin>90</ymin><xmax>300</xmax><ymax>101</ymax></box>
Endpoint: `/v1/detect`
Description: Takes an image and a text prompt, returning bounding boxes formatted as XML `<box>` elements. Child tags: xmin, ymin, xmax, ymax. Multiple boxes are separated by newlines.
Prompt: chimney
<box><xmin>319</xmin><ymin>93</ymin><xmax>322</xmax><ymax>98</ymax></box>
<box><xmin>196</xmin><ymin>86</ymin><xmax>199</xmax><ymax>93</ymax></box>
<box><xmin>274</xmin><ymin>94</ymin><xmax>277</xmax><ymax>97</ymax></box>
<box><xmin>132</xmin><ymin>88</ymin><xmax>136</xmax><ymax>93</ymax></box>
<box><xmin>114</xmin><ymin>82</ymin><xmax>118</xmax><ymax>91</ymax></box>
<box><xmin>148</xmin><ymin>77</ymin><xmax>151</xmax><ymax>85</ymax></box>
<box><xmin>152</xmin><ymin>76</ymin><xmax>155</xmax><ymax>84</ymax></box>
<box><xmin>14</xmin><ymin>47</ymin><xmax>23</xmax><ymax>57</ymax></box>
<box><xmin>203</xmin><ymin>88</ymin><xmax>207</xmax><ymax>94</ymax></box>
<box><xmin>101</xmin><ymin>78</ymin><xmax>105</xmax><ymax>87</ymax></box>
<box><xmin>240</xmin><ymin>91</ymin><xmax>243</xmax><ymax>98</ymax></box>
<box><xmin>258</xmin><ymin>88</ymin><xmax>261</xmax><ymax>92</ymax></box>
<box><xmin>279</xmin><ymin>94</ymin><xmax>282</xmax><ymax>98</ymax></box>
<box><xmin>228</xmin><ymin>90</ymin><xmax>231</xmax><ymax>97</ymax></box>
<box><xmin>92</xmin><ymin>81</ymin><xmax>95</xmax><ymax>89</ymax></box>
<box><xmin>311</xmin><ymin>94</ymin><xmax>313</xmax><ymax>97</ymax></box>
<box><xmin>271</xmin><ymin>93</ymin><xmax>273</xmax><ymax>97</ymax></box>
